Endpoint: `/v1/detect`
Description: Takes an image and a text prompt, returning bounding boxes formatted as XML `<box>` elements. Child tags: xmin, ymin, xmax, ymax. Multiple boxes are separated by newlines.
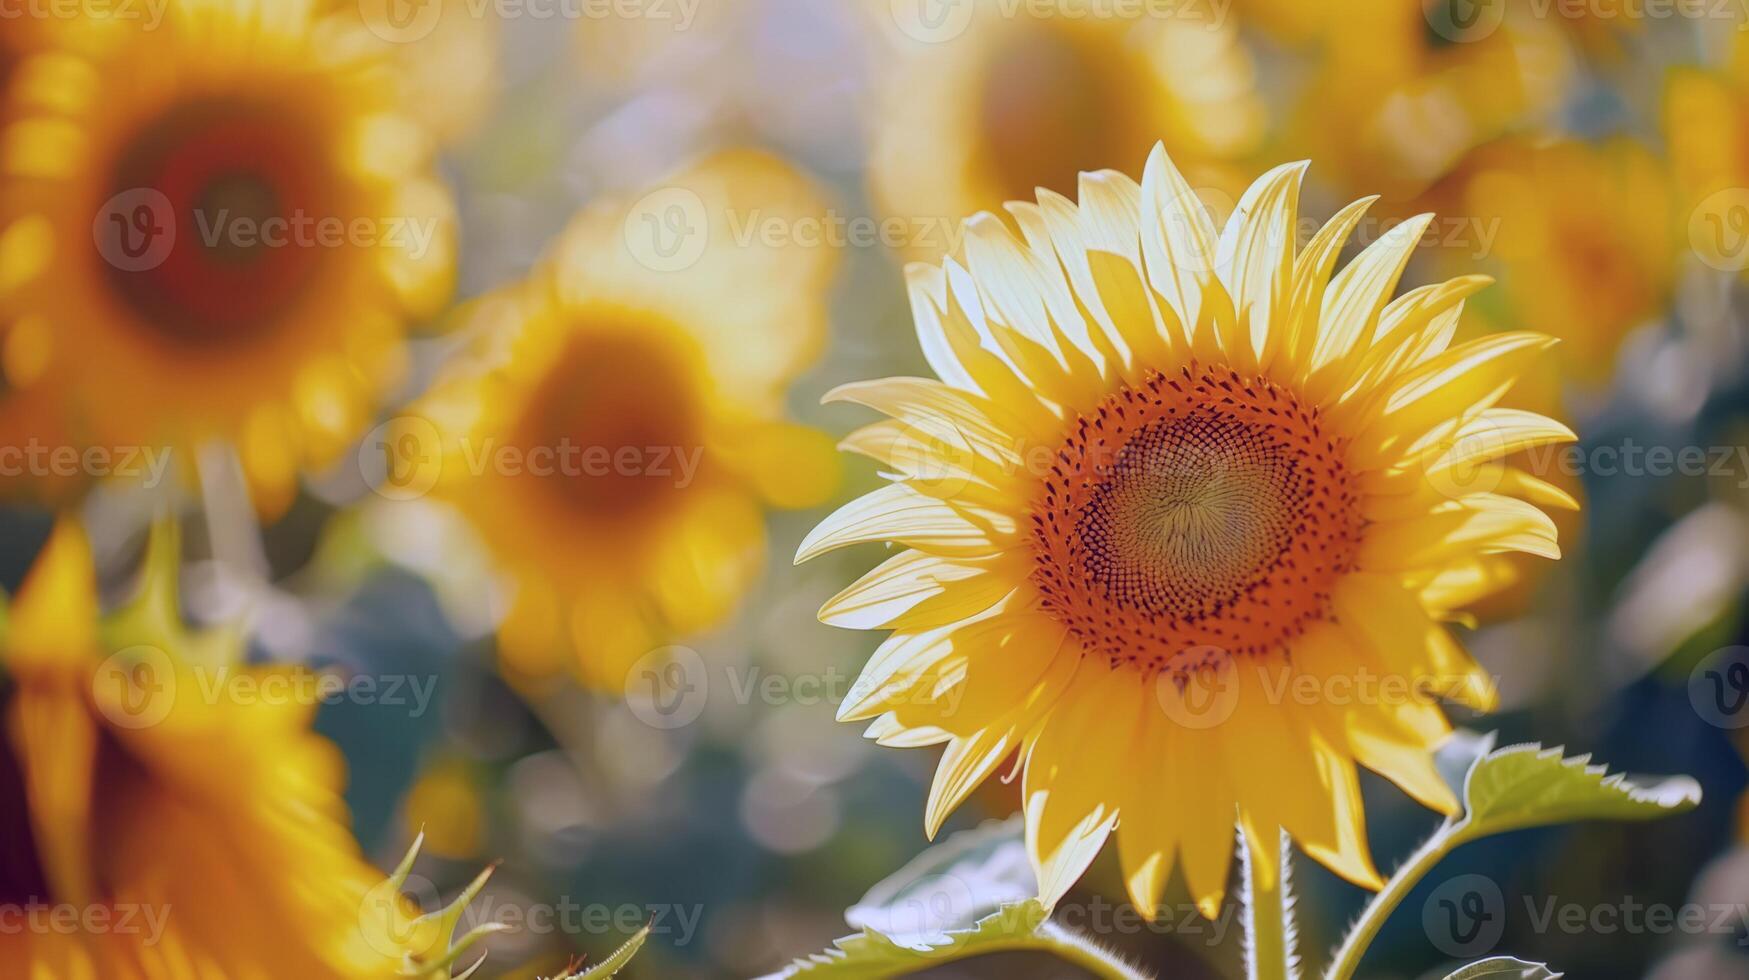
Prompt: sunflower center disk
<box><xmin>513</xmin><ymin>327</ymin><xmax>705</xmax><ymax>520</ymax></box>
<box><xmin>100</xmin><ymin>99</ymin><xmax>333</xmax><ymax>345</ymax></box>
<box><xmin>1030</xmin><ymin>365</ymin><xmax>1364</xmax><ymax>677</ymax></box>
<box><xmin>975</xmin><ymin>22</ymin><xmax>1143</xmax><ymax>205</ymax></box>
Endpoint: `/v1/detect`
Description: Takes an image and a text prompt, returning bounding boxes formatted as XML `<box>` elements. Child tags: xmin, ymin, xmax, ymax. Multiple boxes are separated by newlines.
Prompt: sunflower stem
<box><xmin>1241</xmin><ymin>825</ymin><xmax>1296</xmax><ymax>980</ymax></box>
<box><xmin>1323</xmin><ymin>819</ymin><xmax>1458</xmax><ymax>980</ymax></box>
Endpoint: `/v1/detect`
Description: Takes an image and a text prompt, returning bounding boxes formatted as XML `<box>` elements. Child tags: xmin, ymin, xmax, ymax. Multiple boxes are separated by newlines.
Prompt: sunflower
<box><xmin>868</xmin><ymin>0</ymin><xmax>1263</xmax><ymax>259</ymax></box>
<box><xmin>1667</xmin><ymin>52</ymin><xmax>1749</xmax><ymax>278</ymax></box>
<box><xmin>0</xmin><ymin>518</ymin><xmax>442</xmax><ymax>976</ymax></box>
<box><xmin>1421</xmin><ymin>137</ymin><xmax>1673</xmax><ymax>385</ymax></box>
<box><xmin>1287</xmin><ymin>0</ymin><xmax>1573</xmax><ymax>203</ymax></box>
<box><xmin>402</xmin><ymin>149</ymin><xmax>840</xmax><ymax>690</ymax></box>
<box><xmin>798</xmin><ymin>146</ymin><xmax>1574</xmax><ymax>915</ymax></box>
<box><xmin>0</xmin><ymin>0</ymin><xmax>454</xmax><ymax>514</ymax></box>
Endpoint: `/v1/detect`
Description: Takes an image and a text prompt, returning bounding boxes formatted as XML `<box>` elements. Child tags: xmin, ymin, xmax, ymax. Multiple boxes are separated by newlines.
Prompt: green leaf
<box><xmin>1442</xmin><ymin>956</ymin><xmax>1562</xmax><ymax>979</ymax></box>
<box><xmin>844</xmin><ymin>816</ymin><xmax>1032</xmax><ymax>949</ymax></box>
<box><xmin>1324</xmin><ymin>738</ymin><xmax>1701</xmax><ymax>980</ymax></box>
<box><xmin>1452</xmin><ymin>744</ymin><xmax>1703</xmax><ymax>844</ymax></box>
<box><xmin>552</xmin><ymin>923</ymin><xmax>652</xmax><ymax>980</ymax></box>
<box><xmin>767</xmin><ymin>900</ymin><xmax>1049</xmax><ymax>979</ymax></box>
<box><xmin>763</xmin><ymin>818</ymin><xmax>1054</xmax><ymax>979</ymax></box>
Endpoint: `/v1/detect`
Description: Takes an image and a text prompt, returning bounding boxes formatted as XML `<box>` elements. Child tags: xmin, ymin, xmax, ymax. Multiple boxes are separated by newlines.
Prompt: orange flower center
<box><xmin>1030</xmin><ymin>364</ymin><xmax>1364</xmax><ymax>677</ymax></box>
<box><xmin>975</xmin><ymin>23</ymin><xmax>1146</xmax><ymax>206</ymax></box>
<box><xmin>98</xmin><ymin>99</ymin><xmax>336</xmax><ymax>346</ymax></box>
<box><xmin>511</xmin><ymin>326</ymin><xmax>705</xmax><ymax>521</ymax></box>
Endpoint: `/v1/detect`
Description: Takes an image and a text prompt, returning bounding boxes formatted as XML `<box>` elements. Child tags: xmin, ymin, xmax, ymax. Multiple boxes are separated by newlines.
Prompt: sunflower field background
<box><xmin>3</xmin><ymin>0</ymin><xmax>1749</xmax><ymax>977</ymax></box>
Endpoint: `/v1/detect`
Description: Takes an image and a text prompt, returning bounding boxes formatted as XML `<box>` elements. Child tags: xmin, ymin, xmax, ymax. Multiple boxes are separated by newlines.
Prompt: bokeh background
<box><xmin>8</xmin><ymin>0</ymin><xmax>1749</xmax><ymax>976</ymax></box>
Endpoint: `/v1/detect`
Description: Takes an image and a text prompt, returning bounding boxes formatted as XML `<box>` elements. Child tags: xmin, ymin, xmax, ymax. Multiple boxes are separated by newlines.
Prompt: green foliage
<box><xmin>763</xmin><ymin>818</ymin><xmax>1145</xmax><ymax>978</ymax></box>
<box><xmin>551</xmin><ymin>923</ymin><xmax>653</xmax><ymax>980</ymax></box>
<box><xmin>1325</xmin><ymin>736</ymin><xmax>1701</xmax><ymax>980</ymax></box>
<box><xmin>771</xmin><ymin>901</ymin><xmax>1050</xmax><ymax>979</ymax></box>
<box><xmin>1442</xmin><ymin>957</ymin><xmax>1561</xmax><ymax>979</ymax></box>
<box><xmin>1450</xmin><ymin>743</ymin><xmax>1703</xmax><ymax>844</ymax></box>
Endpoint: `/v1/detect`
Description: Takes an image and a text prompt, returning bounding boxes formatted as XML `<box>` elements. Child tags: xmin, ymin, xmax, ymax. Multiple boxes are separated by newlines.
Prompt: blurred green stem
<box><xmin>1323</xmin><ymin>819</ymin><xmax>1458</xmax><ymax>980</ymax></box>
<box><xmin>1243</xmin><ymin>825</ymin><xmax>1293</xmax><ymax>980</ymax></box>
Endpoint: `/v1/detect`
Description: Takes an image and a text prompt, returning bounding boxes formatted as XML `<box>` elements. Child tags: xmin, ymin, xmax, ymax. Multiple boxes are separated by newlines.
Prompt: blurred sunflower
<box><xmin>868</xmin><ymin>0</ymin><xmax>1264</xmax><ymax>259</ymax></box>
<box><xmin>0</xmin><ymin>0</ymin><xmax>454</xmax><ymax>514</ymax></box>
<box><xmin>0</xmin><ymin>519</ymin><xmax>444</xmax><ymax>976</ymax></box>
<box><xmin>342</xmin><ymin>0</ymin><xmax>502</xmax><ymax>146</ymax></box>
<box><xmin>1667</xmin><ymin>53</ymin><xmax>1749</xmax><ymax>278</ymax></box>
<box><xmin>799</xmin><ymin>146</ymin><xmax>1573</xmax><ymax>914</ymax></box>
<box><xmin>403</xmin><ymin>149</ymin><xmax>841</xmax><ymax>690</ymax></box>
<box><xmin>1423</xmin><ymin>137</ymin><xmax>1674</xmax><ymax>385</ymax></box>
<box><xmin>1231</xmin><ymin>0</ymin><xmax>1322</xmax><ymax>46</ymax></box>
<box><xmin>1287</xmin><ymin>0</ymin><xmax>1573</xmax><ymax>203</ymax></box>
